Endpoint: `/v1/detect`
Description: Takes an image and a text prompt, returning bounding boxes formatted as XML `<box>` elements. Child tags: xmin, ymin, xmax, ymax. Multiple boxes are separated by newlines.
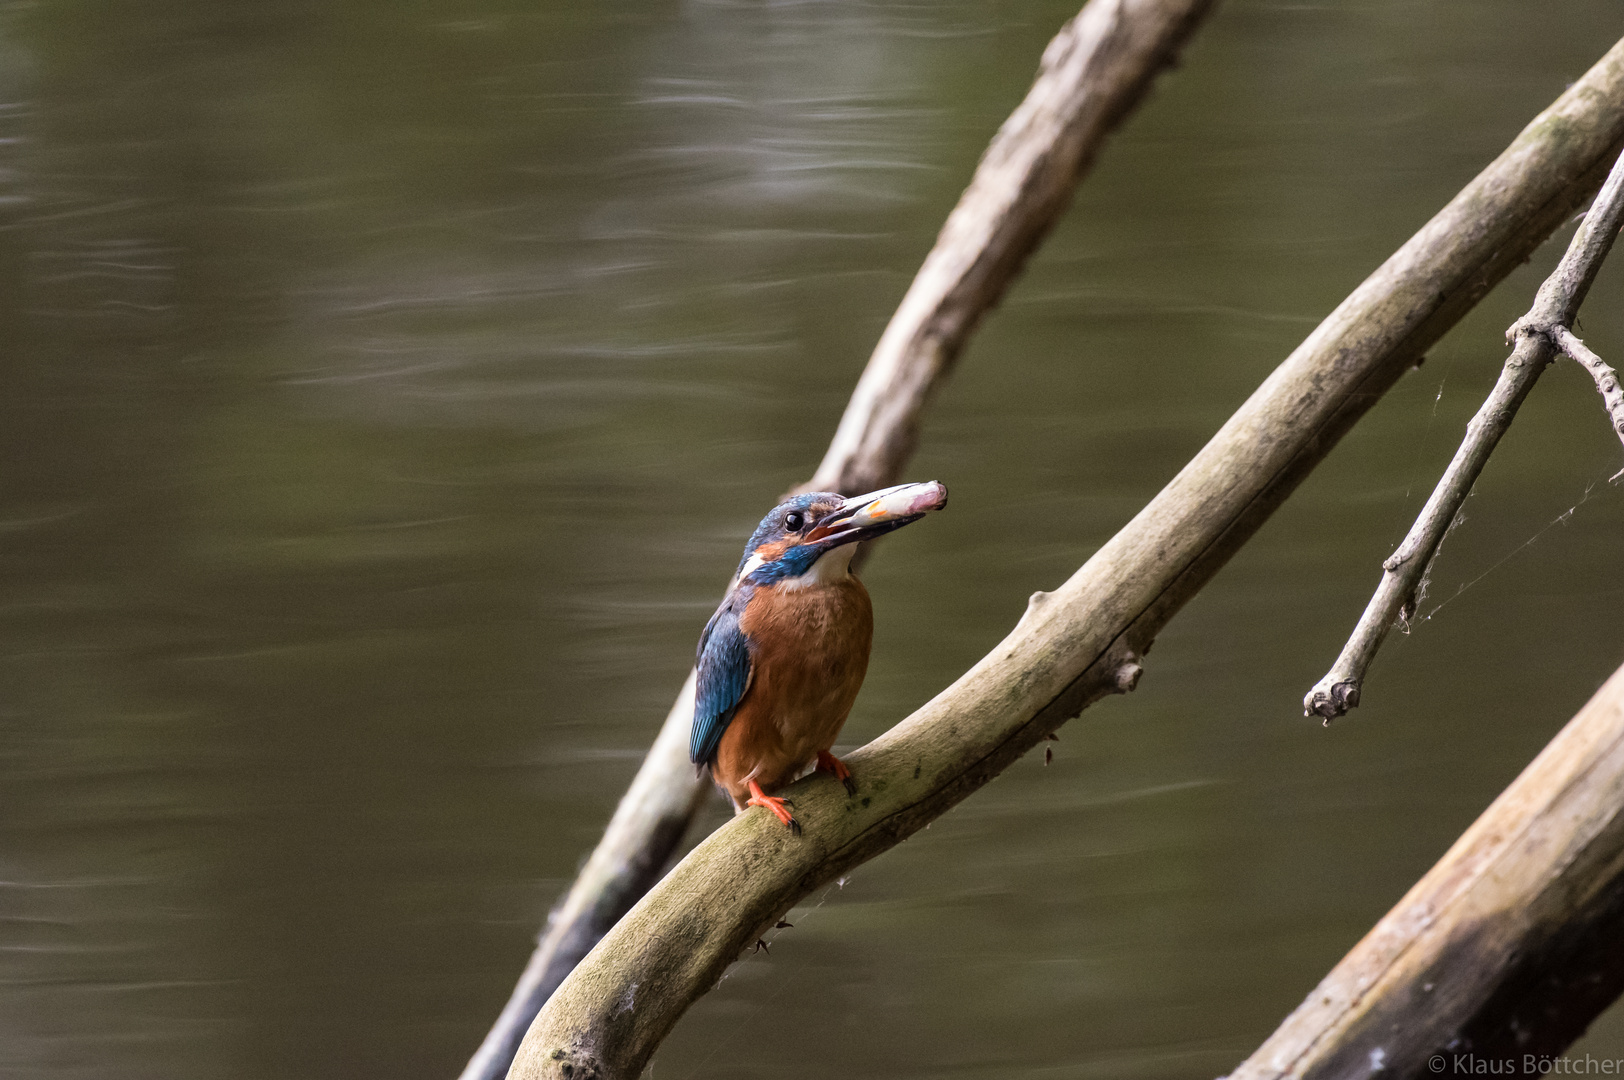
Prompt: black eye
<box><xmin>784</xmin><ymin>511</ymin><xmax>805</xmax><ymax>532</ymax></box>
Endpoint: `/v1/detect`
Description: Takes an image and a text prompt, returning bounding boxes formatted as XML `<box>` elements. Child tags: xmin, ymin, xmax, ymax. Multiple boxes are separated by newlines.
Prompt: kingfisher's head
<box><xmin>736</xmin><ymin>481</ymin><xmax>948</xmax><ymax>587</ymax></box>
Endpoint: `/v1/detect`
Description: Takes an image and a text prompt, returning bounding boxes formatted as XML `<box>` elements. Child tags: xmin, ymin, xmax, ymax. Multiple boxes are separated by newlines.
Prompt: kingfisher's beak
<box><xmin>806</xmin><ymin>481</ymin><xmax>949</xmax><ymax>547</ymax></box>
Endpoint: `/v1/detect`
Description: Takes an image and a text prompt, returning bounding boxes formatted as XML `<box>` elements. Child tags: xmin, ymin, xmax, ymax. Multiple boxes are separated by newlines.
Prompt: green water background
<box><xmin>3</xmin><ymin>1</ymin><xmax>1624</xmax><ymax>1077</ymax></box>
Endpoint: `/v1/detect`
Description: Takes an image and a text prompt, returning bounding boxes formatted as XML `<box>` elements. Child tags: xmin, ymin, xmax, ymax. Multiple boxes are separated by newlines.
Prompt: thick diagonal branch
<box><xmin>511</xmin><ymin>38</ymin><xmax>1624</xmax><ymax>1080</ymax></box>
<box><xmin>1304</xmin><ymin>139</ymin><xmax>1624</xmax><ymax>723</ymax></box>
<box><xmin>1232</xmin><ymin>659</ymin><xmax>1624</xmax><ymax>1080</ymax></box>
<box><xmin>456</xmin><ymin>2</ymin><xmax>1217</xmax><ymax>1077</ymax></box>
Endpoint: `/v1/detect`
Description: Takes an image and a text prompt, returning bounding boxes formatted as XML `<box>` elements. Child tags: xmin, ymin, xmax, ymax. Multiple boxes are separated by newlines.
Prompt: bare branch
<box><xmin>456</xmin><ymin>679</ymin><xmax>704</xmax><ymax>1080</ymax></box>
<box><xmin>1231</xmin><ymin>658</ymin><xmax>1624</xmax><ymax>1079</ymax></box>
<box><xmin>809</xmin><ymin>0</ymin><xmax>1216</xmax><ymax>496</ymax></box>
<box><xmin>511</xmin><ymin>38</ymin><xmax>1624</xmax><ymax>1080</ymax></box>
<box><xmin>457</xmin><ymin>1</ymin><xmax>1217</xmax><ymax>1076</ymax></box>
<box><xmin>1552</xmin><ymin>325</ymin><xmax>1624</xmax><ymax>473</ymax></box>
<box><xmin>1303</xmin><ymin>331</ymin><xmax>1556</xmax><ymax>720</ymax></box>
<box><xmin>1304</xmin><ymin>139</ymin><xmax>1624</xmax><ymax>722</ymax></box>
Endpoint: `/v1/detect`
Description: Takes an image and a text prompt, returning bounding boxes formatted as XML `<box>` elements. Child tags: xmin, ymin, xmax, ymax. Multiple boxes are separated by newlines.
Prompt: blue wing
<box><xmin>691</xmin><ymin>593</ymin><xmax>754</xmax><ymax>766</ymax></box>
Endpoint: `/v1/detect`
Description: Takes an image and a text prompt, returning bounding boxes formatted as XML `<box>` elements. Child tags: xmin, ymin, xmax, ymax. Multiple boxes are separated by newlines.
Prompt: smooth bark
<box><xmin>808</xmin><ymin>0</ymin><xmax>1217</xmax><ymax>496</ymax></box>
<box><xmin>511</xmin><ymin>36</ymin><xmax>1624</xmax><ymax>1080</ymax></box>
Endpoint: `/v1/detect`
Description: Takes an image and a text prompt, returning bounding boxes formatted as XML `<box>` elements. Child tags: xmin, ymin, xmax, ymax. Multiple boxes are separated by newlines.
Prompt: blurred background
<box><xmin>3</xmin><ymin>1</ymin><xmax>1624</xmax><ymax>1077</ymax></box>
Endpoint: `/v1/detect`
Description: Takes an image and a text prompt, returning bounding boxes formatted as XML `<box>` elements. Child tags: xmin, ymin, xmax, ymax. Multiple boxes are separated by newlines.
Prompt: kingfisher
<box><xmin>690</xmin><ymin>481</ymin><xmax>949</xmax><ymax>834</ymax></box>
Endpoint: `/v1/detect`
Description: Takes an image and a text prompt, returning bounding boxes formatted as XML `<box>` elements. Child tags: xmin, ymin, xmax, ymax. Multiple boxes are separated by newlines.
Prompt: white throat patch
<box><xmin>777</xmin><ymin>543</ymin><xmax>857</xmax><ymax>590</ymax></box>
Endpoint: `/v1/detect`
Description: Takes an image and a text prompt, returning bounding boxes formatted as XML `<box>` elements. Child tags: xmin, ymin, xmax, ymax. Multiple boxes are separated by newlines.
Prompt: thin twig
<box><xmin>1551</xmin><ymin>325</ymin><xmax>1624</xmax><ymax>476</ymax></box>
<box><xmin>1304</xmin><ymin>140</ymin><xmax>1624</xmax><ymax>722</ymax></box>
<box><xmin>1303</xmin><ymin>332</ymin><xmax>1554</xmax><ymax>720</ymax></box>
<box><xmin>456</xmin><ymin>3</ymin><xmax>1217</xmax><ymax>1077</ymax></box>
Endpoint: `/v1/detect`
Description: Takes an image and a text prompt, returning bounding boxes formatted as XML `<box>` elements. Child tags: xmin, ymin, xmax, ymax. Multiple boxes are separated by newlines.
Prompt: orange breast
<box><xmin>712</xmin><ymin>577</ymin><xmax>873</xmax><ymax>807</ymax></box>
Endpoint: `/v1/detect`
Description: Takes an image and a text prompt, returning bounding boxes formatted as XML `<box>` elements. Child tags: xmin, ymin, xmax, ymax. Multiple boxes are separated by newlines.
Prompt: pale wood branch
<box><xmin>456</xmin><ymin>679</ymin><xmax>704</xmax><ymax>1080</ymax></box>
<box><xmin>1230</xmin><ymin>658</ymin><xmax>1624</xmax><ymax>1080</ymax></box>
<box><xmin>1302</xmin><ymin>329</ymin><xmax>1557</xmax><ymax>721</ymax></box>
<box><xmin>456</xmin><ymin>2</ymin><xmax>1217</xmax><ymax>1076</ymax></box>
<box><xmin>1552</xmin><ymin>325</ymin><xmax>1624</xmax><ymax>475</ymax></box>
<box><xmin>511</xmin><ymin>37</ymin><xmax>1624</xmax><ymax>1080</ymax></box>
<box><xmin>1305</xmin><ymin>139</ymin><xmax>1624</xmax><ymax>722</ymax></box>
<box><xmin>808</xmin><ymin>0</ymin><xmax>1217</xmax><ymax>495</ymax></box>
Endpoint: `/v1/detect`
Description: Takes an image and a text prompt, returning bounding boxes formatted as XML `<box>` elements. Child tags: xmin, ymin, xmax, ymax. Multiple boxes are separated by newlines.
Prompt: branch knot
<box><xmin>1505</xmin><ymin>314</ymin><xmax>1560</xmax><ymax>346</ymax></box>
<box><xmin>1304</xmin><ymin>679</ymin><xmax>1361</xmax><ymax>723</ymax></box>
<box><xmin>1114</xmin><ymin>660</ymin><xmax>1143</xmax><ymax>694</ymax></box>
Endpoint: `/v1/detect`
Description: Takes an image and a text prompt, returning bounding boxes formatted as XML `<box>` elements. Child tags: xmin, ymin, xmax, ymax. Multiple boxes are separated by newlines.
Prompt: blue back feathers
<box><xmin>690</xmin><ymin>588</ymin><xmax>754</xmax><ymax>766</ymax></box>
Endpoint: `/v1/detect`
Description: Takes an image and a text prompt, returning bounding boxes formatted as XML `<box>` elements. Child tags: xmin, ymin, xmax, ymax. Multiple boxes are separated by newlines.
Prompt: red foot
<box><xmin>816</xmin><ymin>751</ymin><xmax>858</xmax><ymax>796</ymax></box>
<box><xmin>747</xmin><ymin>779</ymin><xmax>801</xmax><ymax>835</ymax></box>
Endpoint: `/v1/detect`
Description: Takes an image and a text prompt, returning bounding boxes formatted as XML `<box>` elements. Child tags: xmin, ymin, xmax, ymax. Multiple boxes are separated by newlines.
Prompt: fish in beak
<box><xmin>805</xmin><ymin>481</ymin><xmax>949</xmax><ymax>547</ymax></box>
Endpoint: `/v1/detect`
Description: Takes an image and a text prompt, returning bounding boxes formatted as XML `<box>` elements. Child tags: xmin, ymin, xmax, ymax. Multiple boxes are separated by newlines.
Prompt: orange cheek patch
<box><xmin>755</xmin><ymin>538</ymin><xmax>791</xmax><ymax>561</ymax></box>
